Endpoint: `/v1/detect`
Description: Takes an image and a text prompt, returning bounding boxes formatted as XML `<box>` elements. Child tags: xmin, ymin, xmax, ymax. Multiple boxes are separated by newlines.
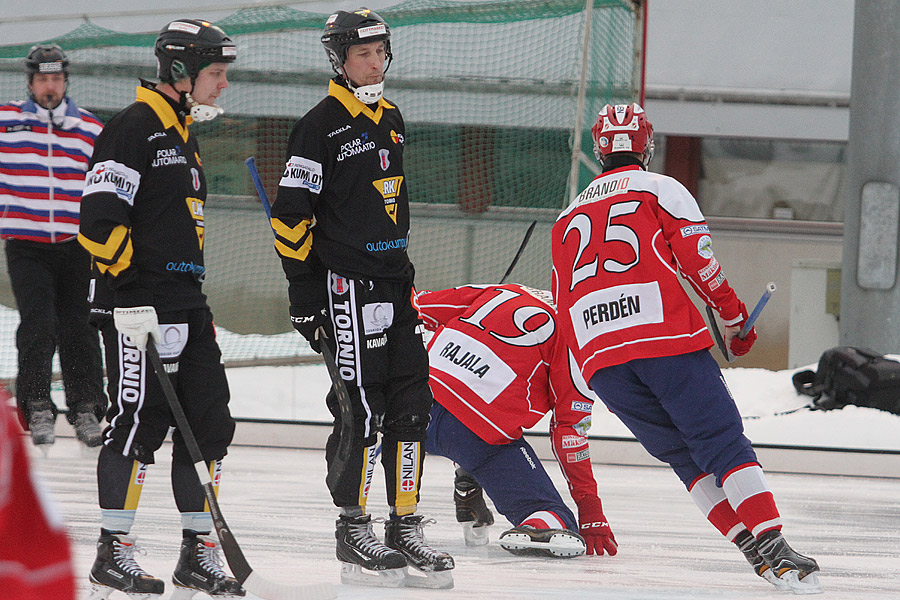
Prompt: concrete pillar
<box><xmin>839</xmin><ymin>2</ymin><xmax>900</xmax><ymax>352</ymax></box>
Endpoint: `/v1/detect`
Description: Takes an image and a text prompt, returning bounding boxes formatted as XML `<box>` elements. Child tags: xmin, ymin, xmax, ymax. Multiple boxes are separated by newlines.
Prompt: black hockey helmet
<box><xmin>25</xmin><ymin>44</ymin><xmax>69</xmax><ymax>81</ymax></box>
<box><xmin>321</xmin><ymin>8</ymin><xmax>392</xmax><ymax>74</ymax></box>
<box><xmin>155</xmin><ymin>19</ymin><xmax>236</xmax><ymax>84</ymax></box>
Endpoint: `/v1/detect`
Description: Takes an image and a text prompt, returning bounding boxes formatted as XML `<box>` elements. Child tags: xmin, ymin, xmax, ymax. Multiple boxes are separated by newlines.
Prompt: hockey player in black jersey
<box><xmin>271</xmin><ymin>8</ymin><xmax>454</xmax><ymax>589</ymax></box>
<box><xmin>78</xmin><ymin>20</ymin><xmax>244</xmax><ymax>600</ymax></box>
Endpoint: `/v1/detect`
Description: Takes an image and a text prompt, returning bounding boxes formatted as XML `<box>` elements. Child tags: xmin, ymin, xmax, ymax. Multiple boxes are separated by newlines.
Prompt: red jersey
<box><xmin>551</xmin><ymin>165</ymin><xmax>743</xmax><ymax>382</ymax></box>
<box><xmin>0</xmin><ymin>388</ymin><xmax>76</xmax><ymax>600</ymax></box>
<box><xmin>417</xmin><ymin>284</ymin><xmax>602</xmax><ymax>504</ymax></box>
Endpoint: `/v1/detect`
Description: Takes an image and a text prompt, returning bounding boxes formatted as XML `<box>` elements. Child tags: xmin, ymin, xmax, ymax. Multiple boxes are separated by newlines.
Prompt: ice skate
<box><xmin>28</xmin><ymin>409</ymin><xmax>55</xmax><ymax>449</ymax></box>
<box><xmin>171</xmin><ymin>532</ymin><xmax>245</xmax><ymax>599</ymax></box>
<box><xmin>733</xmin><ymin>529</ymin><xmax>789</xmax><ymax>590</ymax></box>
<box><xmin>75</xmin><ymin>411</ymin><xmax>104</xmax><ymax>447</ymax></box>
<box><xmin>498</xmin><ymin>525</ymin><xmax>586</xmax><ymax>558</ymax></box>
<box><xmin>336</xmin><ymin>514</ymin><xmax>407</xmax><ymax>588</ymax></box>
<box><xmin>88</xmin><ymin>532</ymin><xmax>164</xmax><ymax>599</ymax></box>
<box><xmin>757</xmin><ymin>530</ymin><xmax>822</xmax><ymax>595</ymax></box>
<box><xmin>384</xmin><ymin>515</ymin><xmax>455</xmax><ymax>589</ymax></box>
<box><xmin>454</xmin><ymin>468</ymin><xmax>494</xmax><ymax>546</ymax></box>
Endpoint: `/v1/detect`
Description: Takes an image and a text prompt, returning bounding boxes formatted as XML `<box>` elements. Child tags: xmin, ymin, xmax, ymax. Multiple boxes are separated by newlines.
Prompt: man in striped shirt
<box><xmin>0</xmin><ymin>44</ymin><xmax>106</xmax><ymax>449</ymax></box>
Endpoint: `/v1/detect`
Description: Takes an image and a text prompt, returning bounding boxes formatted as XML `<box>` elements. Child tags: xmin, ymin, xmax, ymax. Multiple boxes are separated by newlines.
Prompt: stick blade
<box><xmin>243</xmin><ymin>572</ymin><xmax>335</xmax><ymax>600</ymax></box>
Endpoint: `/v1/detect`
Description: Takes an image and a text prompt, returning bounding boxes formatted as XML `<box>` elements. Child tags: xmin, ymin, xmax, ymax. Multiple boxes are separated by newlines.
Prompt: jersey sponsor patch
<box><xmin>155</xmin><ymin>323</ymin><xmax>189</xmax><ymax>360</ymax></box>
<box><xmin>331</xmin><ymin>273</ymin><xmax>348</xmax><ymax>295</ymax></box>
<box><xmin>566</xmin><ymin>448</ymin><xmax>591</xmax><ymax>463</ymax></box>
<box><xmin>710</xmin><ymin>271</ymin><xmax>726</xmax><ymax>291</ymax></box>
<box><xmin>84</xmin><ymin>160</ymin><xmax>141</xmax><ymax>205</ymax></box>
<box><xmin>571</xmin><ymin>400</ymin><xmax>593</xmax><ymax>413</ymax></box>
<box><xmin>378</xmin><ymin>148</ymin><xmax>390</xmax><ymax>170</ymax></box>
<box><xmin>573</xmin><ymin>415</ymin><xmax>592</xmax><ymax>437</ymax></box>
<box><xmin>697</xmin><ymin>235</ymin><xmax>714</xmax><ymax>259</ymax></box>
<box><xmin>362</xmin><ymin>302</ymin><xmax>394</xmax><ymax>335</ymax></box>
<box><xmin>568</xmin><ymin>282</ymin><xmax>664</xmax><ymax>349</ymax></box>
<box><xmin>680</xmin><ymin>224</ymin><xmax>709</xmax><ymax>237</ymax></box>
<box><xmin>698</xmin><ymin>258</ymin><xmax>719</xmax><ymax>282</ymax></box>
<box><xmin>280</xmin><ymin>155</ymin><xmax>323</xmax><ymax>193</ymax></box>
<box><xmin>337</xmin><ymin>136</ymin><xmax>376</xmax><ymax>162</ymax></box>
<box><xmin>561</xmin><ymin>434</ymin><xmax>588</xmax><ymax>449</ymax></box>
<box><xmin>428</xmin><ymin>328</ymin><xmax>516</xmax><ymax>405</ymax></box>
<box><xmin>390</xmin><ymin>130</ymin><xmax>404</xmax><ymax>144</ymax></box>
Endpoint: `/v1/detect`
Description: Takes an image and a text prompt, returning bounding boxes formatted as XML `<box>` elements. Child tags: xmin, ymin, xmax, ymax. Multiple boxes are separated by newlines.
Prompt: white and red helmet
<box><xmin>591</xmin><ymin>103</ymin><xmax>654</xmax><ymax>168</ymax></box>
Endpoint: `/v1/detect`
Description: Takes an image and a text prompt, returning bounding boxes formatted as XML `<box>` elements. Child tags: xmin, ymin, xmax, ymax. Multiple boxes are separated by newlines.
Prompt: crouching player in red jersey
<box><xmin>417</xmin><ymin>284</ymin><xmax>617</xmax><ymax>558</ymax></box>
<box><xmin>0</xmin><ymin>385</ymin><xmax>76</xmax><ymax>599</ymax></box>
<box><xmin>551</xmin><ymin>103</ymin><xmax>820</xmax><ymax>593</ymax></box>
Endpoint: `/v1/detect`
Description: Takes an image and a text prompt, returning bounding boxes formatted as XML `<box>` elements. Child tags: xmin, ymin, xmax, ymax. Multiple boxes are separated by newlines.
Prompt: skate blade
<box><xmin>499</xmin><ymin>532</ymin><xmax>586</xmax><ymax>558</ymax></box>
<box><xmin>88</xmin><ymin>582</ymin><xmax>162</xmax><ymax>600</ymax></box>
<box><xmin>171</xmin><ymin>584</ymin><xmax>245</xmax><ymax>600</ymax></box>
<box><xmin>404</xmin><ymin>568</ymin><xmax>454</xmax><ymax>590</ymax></box>
<box><xmin>761</xmin><ymin>567</ymin><xmax>791</xmax><ymax>591</ymax></box>
<box><xmin>339</xmin><ymin>563</ymin><xmax>406</xmax><ymax>588</ymax></box>
<box><xmin>781</xmin><ymin>570</ymin><xmax>823</xmax><ymax>595</ymax></box>
<box><xmin>462</xmin><ymin>522</ymin><xmax>490</xmax><ymax>547</ymax></box>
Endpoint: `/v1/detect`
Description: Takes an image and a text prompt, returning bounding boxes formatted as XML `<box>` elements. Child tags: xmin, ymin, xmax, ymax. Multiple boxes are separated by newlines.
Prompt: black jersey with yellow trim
<box><xmin>78</xmin><ymin>81</ymin><xmax>209</xmax><ymax>312</ymax></box>
<box><xmin>272</xmin><ymin>78</ymin><xmax>413</xmax><ymax>294</ymax></box>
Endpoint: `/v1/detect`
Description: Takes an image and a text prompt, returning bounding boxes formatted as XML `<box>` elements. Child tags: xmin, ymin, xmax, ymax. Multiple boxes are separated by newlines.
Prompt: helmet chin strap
<box><xmin>351</xmin><ymin>81</ymin><xmax>384</xmax><ymax>104</ymax></box>
<box><xmin>184</xmin><ymin>91</ymin><xmax>224</xmax><ymax>122</ymax></box>
<box><xmin>340</xmin><ymin>69</ymin><xmax>385</xmax><ymax>104</ymax></box>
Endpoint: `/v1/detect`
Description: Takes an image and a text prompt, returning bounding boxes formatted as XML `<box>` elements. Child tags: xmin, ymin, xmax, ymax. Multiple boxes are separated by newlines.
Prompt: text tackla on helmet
<box><xmin>155</xmin><ymin>19</ymin><xmax>236</xmax><ymax>121</ymax></box>
<box><xmin>591</xmin><ymin>103</ymin><xmax>654</xmax><ymax>169</ymax></box>
<box><xmin>321</xmin><ymin>8</ymin><xmax>392</xmax><ymax>104</ymax></box>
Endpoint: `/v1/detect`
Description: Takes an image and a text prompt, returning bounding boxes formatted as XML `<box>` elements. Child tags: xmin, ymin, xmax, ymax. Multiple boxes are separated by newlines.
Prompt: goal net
<box><xmin>0</xmin><ymin>0</ymin><xmax>643</xmax><ymax>376</ymax></box>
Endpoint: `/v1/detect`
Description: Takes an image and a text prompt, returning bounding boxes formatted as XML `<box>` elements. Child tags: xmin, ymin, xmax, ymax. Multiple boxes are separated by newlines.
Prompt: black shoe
<box><xmin>498</xmin><ymin>525</ymin><xmax>586</xmax><ymax>558</ymax></box>
<box><xmin>756</xmin><ymin>529</ymin><xmax>822</xmax><ymax>593</ymax></box>
<box><xmin>336</xmin><ymin>514</ymin><xmax>407</xmax><ymax>587</ymax></box>
<box><xmin>734</xmin><ymin>529</ymin><xmax>788</xmax><ymax>589</ymax></box>
<box><xmin>453</xmin><ymin>468</ymin><xmax>494</xmax><ymax>527</ymax></box>
<box><xmin>171</xmin><ymin>532</ymin><xmax>245</xmax><ymax>598</ymax></box>
<box><xmin>385</xmin><ymin>515</ymin><xmax>454</xmax><ymax>589</ymax></box>
<box><xmin>384</xmin><ymin>515</ymin><xmax>455</xmax><ymax>572</ymax></box>
<box><xmin>336</xmin><ymin>514</ymin><xmax>407</xmax><ymax>571</ymax></box>
<box><xmin>28</xmin><ymin>409</ymin><xmax>55</xmax><ymax>446</ymax></box>
<box><xmin>88</xmin><ymin>531</ymin><xmax>164</xmax><ymax>598</ymax></box>
<box><xmin>75</xmin><ymin>412</ymin><xmax>104</xmax><ymax>447</ymax></box>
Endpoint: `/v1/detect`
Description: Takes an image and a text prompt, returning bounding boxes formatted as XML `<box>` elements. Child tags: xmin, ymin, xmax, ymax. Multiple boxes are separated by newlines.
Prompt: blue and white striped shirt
<box><xmin>0</xmin><ymin>97</ymin><xmax>103</xmax><ymax>243</ymax></box>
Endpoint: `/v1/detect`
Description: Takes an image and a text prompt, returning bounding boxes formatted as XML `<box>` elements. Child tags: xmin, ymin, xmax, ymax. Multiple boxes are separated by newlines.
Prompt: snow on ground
<box><xmin>224</xmin><ymin>361</ymin><xmax>900</xmax><ymax>452</ymax></box>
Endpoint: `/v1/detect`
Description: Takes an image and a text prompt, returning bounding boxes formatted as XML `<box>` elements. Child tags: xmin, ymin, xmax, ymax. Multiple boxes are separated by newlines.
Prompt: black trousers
<box><xmin>320</xmin><ymin>272</ymin><xmax>433</xmax><ymax>511</ymax></box>
<box><xmin>5</xmin><ymin>238</ymin><xmax>106</xmax><ymax>424</ymax></box>
<box><xmin>98</xmin><ymin>307</ymin><xmax>235</xmax><ymax>466</ymax></box>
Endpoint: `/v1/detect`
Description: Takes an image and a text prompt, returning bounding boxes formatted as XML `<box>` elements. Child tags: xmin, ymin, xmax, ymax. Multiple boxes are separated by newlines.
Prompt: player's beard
<box><xmin>39</xmin><ymin>93</ymin><xmax>63</xmax><ymax>111</ymax></box>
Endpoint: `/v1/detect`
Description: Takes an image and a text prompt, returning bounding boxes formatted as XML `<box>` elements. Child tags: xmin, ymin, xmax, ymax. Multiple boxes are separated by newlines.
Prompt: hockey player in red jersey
<box><xmin>551</xmin><ymin>103</ymin><xmax>820</xmax><ymax>593</ymax></box>
<box><xmin>0</xmin><ymin>385</ymin><xmax>76</xmax><ymax>599</ymax></box>
<box><xmin>417</xmin><ymin>284</ymin><xmax>617</xmax><ymax>558</ymax></box>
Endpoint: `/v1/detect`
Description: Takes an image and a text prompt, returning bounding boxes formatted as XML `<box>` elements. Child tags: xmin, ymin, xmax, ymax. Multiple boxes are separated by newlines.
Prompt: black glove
<box><xmin>290</xmin><ymin>305</ymin><xmax>327</xmax><ymax>353</ymax></box>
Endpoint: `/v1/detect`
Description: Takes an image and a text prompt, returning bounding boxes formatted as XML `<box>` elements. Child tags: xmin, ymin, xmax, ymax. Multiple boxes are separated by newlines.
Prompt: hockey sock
<box><xmin>688</xmin><ymin>473</ymin><xmax>744</xmax><ymax>541</ymax></box>
<box><xmin>98</xmin><ymin>446</ymin><xmax>145</xmax><ymax>534</ymax></box>
<box><xmin>722</xmin><ymin>463</ymin><xmax>782</xmax><ymax>537</ymax></box>
<box><xmin>520</xmin><ymin>511</ymin><xmax>567</xmax><ymax>530</ymax></box>
<box><xmin>181</xmin><ymin>513</ymin><xmax>214</xmax><ymax>534</ymax></box>
<box><xmin>383</xmin><ymin>440</ymin><xmax>423</xmax><ymax>516</ymax></box>
<box><xmin>172</xmin><ymin>458</ymin><xmax>220</xmax><ymax>513</ymax></box>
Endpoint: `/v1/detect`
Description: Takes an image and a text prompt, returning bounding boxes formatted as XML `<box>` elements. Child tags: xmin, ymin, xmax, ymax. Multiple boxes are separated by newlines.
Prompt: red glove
<box><xmin>723</xmin><ymin>301</ymin><xmax>757</xmax><ymax>358</ymax></box>
<box><xmin>577</xmin><ymin>497</ymin><xmax>617</xmax><ymax>556</ymax></box>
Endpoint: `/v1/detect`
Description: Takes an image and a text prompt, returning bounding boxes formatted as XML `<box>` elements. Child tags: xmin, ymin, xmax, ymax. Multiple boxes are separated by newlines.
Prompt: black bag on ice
<box><xmin>792</xmin><ymin>346</ymin><xmax>900</xmax><ymax>415</ymax></box>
